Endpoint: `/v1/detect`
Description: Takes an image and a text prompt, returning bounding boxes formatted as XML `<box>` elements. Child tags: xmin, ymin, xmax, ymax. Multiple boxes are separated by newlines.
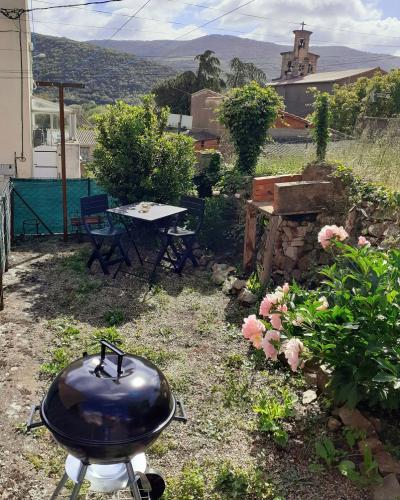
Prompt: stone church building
<box><xmin>271</xmin><ymin>27</ymin><xmax>384</xmax><ymax>118</ymax></box>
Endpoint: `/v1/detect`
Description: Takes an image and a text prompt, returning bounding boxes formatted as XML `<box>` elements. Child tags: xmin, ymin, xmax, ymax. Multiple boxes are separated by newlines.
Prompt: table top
<box><xmin>107</xmin><ymin>202</ymin><xmax>187</xmax><ymax>222</ymax></box>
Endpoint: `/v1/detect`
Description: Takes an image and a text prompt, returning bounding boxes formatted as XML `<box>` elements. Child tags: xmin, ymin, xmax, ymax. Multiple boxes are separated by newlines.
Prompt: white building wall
<box><xmin>0</xmin><ymin>0</ymin><xmax>33</xmax><ymax>178</ymax></box>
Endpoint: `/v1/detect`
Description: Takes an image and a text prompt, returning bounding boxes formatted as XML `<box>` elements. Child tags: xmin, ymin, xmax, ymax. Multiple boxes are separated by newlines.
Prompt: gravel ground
<box><xmin>0</xmin><ymin>238</ymin><xmax>367</xmax><ymax>499</ymax></box>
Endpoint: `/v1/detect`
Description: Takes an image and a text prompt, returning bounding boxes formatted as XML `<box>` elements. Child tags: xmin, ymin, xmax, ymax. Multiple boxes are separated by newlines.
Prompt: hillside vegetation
<box><xmin>32</xmin><ymin>34</ymin><xmax>176</xmax><ymax>104</ymax></box>
<box><xmin>90</xmin><ymin>34</ymin><xmax>400</xmax><ymax>78</ymax></box>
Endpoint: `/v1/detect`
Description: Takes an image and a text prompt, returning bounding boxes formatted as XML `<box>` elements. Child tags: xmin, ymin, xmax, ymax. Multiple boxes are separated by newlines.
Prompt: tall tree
<box><xmin>195</xmin><ymin>50</ymin><xmax>225</xmax><ymax>91</ymax></box>
<box><xmin>153</xmin><ymin>50</ymin><xmax>226</xmax><ymax>114</ymax></box>
<box><xmin>152</xmin><ymin>71</ymin><xmax>198</xmax><ymax>115</ymax></box>
<box><xmin>226</xmin><ymin>57</ymin><xmax>267</xmax><ymax>88</ymax></box>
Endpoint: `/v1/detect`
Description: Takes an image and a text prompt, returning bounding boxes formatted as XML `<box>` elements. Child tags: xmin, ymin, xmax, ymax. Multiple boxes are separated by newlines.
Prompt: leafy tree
<box><xmin>329</xmin><ymin>69</ymin><xmax>400</xmax><ymax>134</ymax></box>
<box><xmin>152</xmin><ymin>71</ymin><xmax>198</xmax><ymax>115</ymax></box>
<box><xmin>218</xmin><ymin>82</ymin><xmax>283</xmax><ymax>175</ymax></box>
<box><xmin>195</xmin><ymin>49</ymin><xmax>225</xmax><ymax>91</ymax></box>
<box><xmin>310</xmin><ymin>91</ymin><xmax>331</xmax><ymax>162</ymax></box>
<box><xmin>226</xmin><ymin>57</ymin><xmax>266</xmax><ymax>88</ymax></box>
<box><xmin>153</xmin><ymin>50</ymin><xmax>225</xmax><ymax>113</ymax></box>
<box><xmin>90</xmin><ymin>96</ymin><xmax>195</xmax><ymax>204</ymax></box>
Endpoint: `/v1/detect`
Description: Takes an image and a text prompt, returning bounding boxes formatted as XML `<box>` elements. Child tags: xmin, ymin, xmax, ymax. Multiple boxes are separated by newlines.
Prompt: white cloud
<box><xmin>29</xmin><ymin>0</ymin><xmax>400</xmax><ymax>55</ymax></box>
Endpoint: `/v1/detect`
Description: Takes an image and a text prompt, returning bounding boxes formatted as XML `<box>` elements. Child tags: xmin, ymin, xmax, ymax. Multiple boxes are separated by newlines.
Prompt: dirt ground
<box><xmin>0</xmin><ymin>238</ymin><xmax>367</xmax><ymax>499</ymax></box>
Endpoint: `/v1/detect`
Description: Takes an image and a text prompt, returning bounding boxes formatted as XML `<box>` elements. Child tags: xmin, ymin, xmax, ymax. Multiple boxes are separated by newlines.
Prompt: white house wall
<box><xmin>0</xmin><ymin>0</ymin><xmax>33</xmax><ymax>178</ymax></box>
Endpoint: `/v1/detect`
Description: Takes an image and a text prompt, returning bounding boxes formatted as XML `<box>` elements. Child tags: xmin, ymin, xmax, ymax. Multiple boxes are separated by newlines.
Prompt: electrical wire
<box><xmin>26</xmin><ymin>0</ymin><xmax>123</xmax><ymax>12</ymax></box>
<box><xmin>108</xmin><ymin>0</ymin><xmax>152</xmax><ymax>39</ymax></box>
<box><xmin>174</xmin><ymin>0</ymin><xmax>257</xmax><ymax>41</ymax></box>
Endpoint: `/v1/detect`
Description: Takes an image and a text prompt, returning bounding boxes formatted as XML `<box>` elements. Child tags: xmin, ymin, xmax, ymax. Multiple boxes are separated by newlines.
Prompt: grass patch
<box><xmin>40</xmin><ymin>347</ymin><xmax>70</xmax><ymax>376</ymax></box>
<box><xmin>103</xmin><ymin>309</ymin><xmax>125</xmax><ymax>326</ymax></box>
<box><xmin>60</xmin><ymin>250</ymin><xmax>89</xmax><ymax>273</ymax></box>
<box><xmin>214</xmin><ymin>461</ymin><xmax>275</xmax><ymax>499</ymax></box>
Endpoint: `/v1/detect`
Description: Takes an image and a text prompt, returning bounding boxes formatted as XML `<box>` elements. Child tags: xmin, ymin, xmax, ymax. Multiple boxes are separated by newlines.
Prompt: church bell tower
<box><xmin>279</xmin><ymin>22</ymin><xmax>320</xmax><ymax>80</ymax></box>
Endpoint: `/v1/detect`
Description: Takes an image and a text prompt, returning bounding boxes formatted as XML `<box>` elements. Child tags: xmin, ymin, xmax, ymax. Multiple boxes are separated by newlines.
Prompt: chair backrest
<box><xmin>180</xmin><ymin>196</ymin><xmax>205</xmax><ymax>232</ymax></box>
<box><xmin>80</xmin><ymin>194</ymin><xmax>109</xmax><ymax>218</ymax></box>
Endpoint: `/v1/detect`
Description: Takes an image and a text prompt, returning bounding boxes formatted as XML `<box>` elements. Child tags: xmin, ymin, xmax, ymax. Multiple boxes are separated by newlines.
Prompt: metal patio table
<box><xmin>107</xmin><ymin>202</ymin><xmax>187</xmax><ymax>281</ymax></box>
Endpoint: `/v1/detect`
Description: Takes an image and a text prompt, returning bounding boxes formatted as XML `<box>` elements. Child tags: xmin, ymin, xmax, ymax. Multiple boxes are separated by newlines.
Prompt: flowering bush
<box><xmin>242</xmin><ymin>225</ymin><xmax>400</xmax><ymax>410</ymax></box>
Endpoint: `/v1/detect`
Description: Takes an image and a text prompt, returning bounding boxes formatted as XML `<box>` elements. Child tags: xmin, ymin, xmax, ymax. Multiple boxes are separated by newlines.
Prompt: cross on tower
<box><xmin>301</xmin><ymin>21</ymin><xmax>306</xmax><ymax>30</ymax></box>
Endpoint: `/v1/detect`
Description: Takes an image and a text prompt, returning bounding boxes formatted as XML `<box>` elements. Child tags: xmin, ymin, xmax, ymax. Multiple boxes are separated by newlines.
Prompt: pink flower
<box><xmin>259</xmin><ymin>296</ymin><xmax>273</xmax><ymax>317</ymax></box>
<box><xmin>277</xmin><ymin>304</ymin><xmax>288</xmax><ymax>313</ymax></box>
<box><xmin>242</xmin><ymin>314</ymin><xmax>265</xmax><ymax>343</ymax></box>
<box><xmin>316</xmin><ymin>296</ymin><xmax>329</xmax><ymax>311</ymax></box>
<box><xmin>269</xmin><ymin>313</ymin><xmax>283</xmax><ymax>330</ymax></box>
<box><xmin>358</xmin><ymin>236</ymin><xmax>371</xmax><ymax>247</ymax></box>
<box><xmin>318</xmin><ymin>225</ymin><xmax>348</xmax><ymax>249</ymax></box>
<box><xmin>262</xmin><ymin>330</ymin><xmax>281</xmax><ymax>361</ymax></box>
<box><xmin>282</xmin><ymin>283</ymin><xmax>290</xmax><ymax>294</ymax></box>
<box><xmin>251</xmin><ymin>332</ymin><xmax>264</xmax><ymax>349</ymax></box>
<box><xmin>284</xmin><ymin>338</ymin><xmax>304</xmax><ymax>372</ymax></box>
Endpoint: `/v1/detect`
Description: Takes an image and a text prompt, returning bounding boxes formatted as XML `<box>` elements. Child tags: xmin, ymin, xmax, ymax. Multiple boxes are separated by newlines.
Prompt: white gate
<box><xmin>33</xmin><ymin>146</ymin><xmax>58</xmax><ymax>178</ymax></box>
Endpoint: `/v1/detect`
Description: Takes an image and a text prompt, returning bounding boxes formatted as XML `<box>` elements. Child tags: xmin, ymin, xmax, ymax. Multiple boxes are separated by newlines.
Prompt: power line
<box><xmin>108</xmin><ymin>0</ymin><xmax>152</xmax><ymax>39</ymax></box>
<box><xmin>30</xmin><ymin>0</ymin><xmax>400</xmax><ymax>44</ymax></box>
<box><xmin>27</xmin><ymin>0</ymin><xmax>123</xmax><ymax>12</ymax></box>
<box><xmin>174</xmin><ymin>0</ymin><xmax>257</xmax><ymax>41</ymax></box>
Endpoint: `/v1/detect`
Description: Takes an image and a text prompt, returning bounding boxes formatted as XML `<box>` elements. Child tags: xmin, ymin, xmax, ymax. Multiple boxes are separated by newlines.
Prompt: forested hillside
<box><xmin>91</xmin><ymin>34</ymin><xmax>400</xmax><ymax>78</ymax></box>
<box><xmin>32</xmin><ymin>34</ymin><xmax>177</xmax><ymax>104</ymax></box>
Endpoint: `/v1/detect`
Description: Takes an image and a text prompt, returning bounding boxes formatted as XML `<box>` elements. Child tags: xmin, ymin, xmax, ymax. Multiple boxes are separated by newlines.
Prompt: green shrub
<box><xmin>90</xmin><ymin>96</ymin><xmax>195</xmax><ymax>204</ymax></box>
<box><xmin>285</xmin><ymin>243</ymin><xmax>400</xmax><ymax>409</ymax></box>
<box><xmin>194</xmin><ymin>150</ymin><xmax>223</xmax><ymax>198</ymax></box>
<box><xmin>218</xmin><ymin>82</ymin><xmax>283</xmax><ymax>175</ymax></box>
<box><xmin>310</xmin><ymin>243</ymin><xmax>400</xmax><ymax>409</ymax></box>
<box><xmin>199</xmin><ymin>196</ymin><xmax>243</xmax><ymax>253</ymax></box>
<box><xmin>310</xmin><ymin>91</ymin><xmax>331</xmax><ymax>162</ymax></box>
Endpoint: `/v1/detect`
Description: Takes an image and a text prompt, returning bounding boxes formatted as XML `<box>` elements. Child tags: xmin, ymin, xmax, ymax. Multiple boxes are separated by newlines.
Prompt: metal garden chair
<box><xmin>80</xmin><ymin>194</ymin><xmax>132</xmax><ymax>275</ymax></box>
<box><xmin>154</xmin><ymin>196</ymin><xmax>205</xmax><ymax>276</ymax></box>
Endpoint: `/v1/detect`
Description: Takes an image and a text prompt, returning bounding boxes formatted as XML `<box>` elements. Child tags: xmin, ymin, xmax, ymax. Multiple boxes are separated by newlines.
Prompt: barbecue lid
<box><xmin>41</xmin><ymin>340</ymin><xmax>175</xmax><ymax>444</ymax></box>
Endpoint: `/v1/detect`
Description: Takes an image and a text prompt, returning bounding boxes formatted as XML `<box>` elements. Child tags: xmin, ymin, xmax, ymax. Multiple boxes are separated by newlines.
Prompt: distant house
<box><xmin>76</xmin><ymin>128</ymin><xmax>97</xmax><ymax>163</ymax></box>
<box><xmin>190</xmin><ymin>88</ymin><xmax>312</xmax><ymax>149</ymax></box>
<box><xmin>32</xmin><ymin>97</ymin><xmax>81</xmax><ymax>179</ymax></box>
<box><xmin>271</xmin><ymin>27</ymin><xmax>385</xmax><ymax>117</ymax></box>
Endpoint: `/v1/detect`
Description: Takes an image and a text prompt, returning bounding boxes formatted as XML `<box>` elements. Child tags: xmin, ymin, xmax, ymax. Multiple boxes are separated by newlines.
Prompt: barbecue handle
<box><xmin>26</xmin><ymin>404</ymin><xmax>44</xmax><ymax>430</ymax></box>
<box><xmin>100</xmin><ymin>339</ymin><xmax>125</xmax><ymax>376</ymax></box>
<box><xmin>174</xmin><ymin>398</ymin><xmax>188</xmax><ymax>423</ymax></box>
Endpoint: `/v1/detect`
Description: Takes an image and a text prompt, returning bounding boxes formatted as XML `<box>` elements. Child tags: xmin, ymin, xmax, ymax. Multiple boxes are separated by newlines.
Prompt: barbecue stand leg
<box><xmin>69</xmin><ymin>462</ymin><xmax>88</xmax><ymax>500</ymax></box>
<box><xmin>126</xmin><ymin>461</ymin><xmax>143</xmax><ymax>500</ymax></box>
<box><xmin>50</xmin><ymin>472</ymin><xmax>69</xmax><ymax>500</ymax></box>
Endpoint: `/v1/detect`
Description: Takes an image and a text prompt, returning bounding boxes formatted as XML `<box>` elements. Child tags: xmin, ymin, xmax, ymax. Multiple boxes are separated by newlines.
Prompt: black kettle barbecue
<box><xmin>27</xmin><ymin>340</ymin><xmax>187</xmax><ymax>499</ymax></box>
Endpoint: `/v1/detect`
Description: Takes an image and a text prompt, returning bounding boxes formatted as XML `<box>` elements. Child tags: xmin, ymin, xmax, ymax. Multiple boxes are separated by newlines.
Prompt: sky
<box><xmin>26</xmin><ymin>0</ymin><xmax>400</xmax><ymax>56</ymax></box>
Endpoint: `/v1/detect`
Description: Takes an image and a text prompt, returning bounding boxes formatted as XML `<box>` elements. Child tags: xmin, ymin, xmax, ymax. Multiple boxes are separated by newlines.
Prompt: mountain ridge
<box><xmin>89</xmin><ymin>34</ymin><xmax>400</xmax><ymax>78</ymax></box>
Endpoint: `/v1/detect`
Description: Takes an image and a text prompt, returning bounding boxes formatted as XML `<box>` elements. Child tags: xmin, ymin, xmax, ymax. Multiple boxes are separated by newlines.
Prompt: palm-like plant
<box><xmin>227</xmin><ymin>57</ymin><xmax>266</xmax><ymax>88</ymax></box>
<box><xmin>194</xmin><ymin>50</ymin><xmax>225</xmax><ymax>91</ymax></box>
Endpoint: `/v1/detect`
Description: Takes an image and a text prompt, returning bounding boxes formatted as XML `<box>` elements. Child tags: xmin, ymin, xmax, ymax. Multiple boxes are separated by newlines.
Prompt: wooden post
<box><xmin>36</xmin><ymin>82</ymin><xmax>85</xmax><ymax>242</ymax></box>
<box><xmin>259</xmin><ymin>215</ymin><xmax>281</xmax><ymax>285</ymax></box>
<box><xmin>58</xmin><ymin>85</ymin><xmax>68</xmax><ymax>242</ymax></box>
<box><xmin>243</xmin><ymin>201</ymin><xmax>258</xmax><ymax>272</ymax></box>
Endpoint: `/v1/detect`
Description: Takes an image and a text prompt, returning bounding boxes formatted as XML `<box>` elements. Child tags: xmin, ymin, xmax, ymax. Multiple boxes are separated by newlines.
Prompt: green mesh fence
<box><xmin>12</xmin><ymin>179</ymin><xmax>106</xmax><ymax>235</ymax></box>
<box><xmin>0</xmin><ymin>179</ymin><xmax>11</xmax><ymax>272</ymax></box>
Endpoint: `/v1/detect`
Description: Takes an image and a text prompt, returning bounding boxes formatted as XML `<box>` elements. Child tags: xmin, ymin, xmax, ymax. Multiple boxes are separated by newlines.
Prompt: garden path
<box><xmin>0</xmin><ymin>238</ymin><xmax>365</xmax><ymax>499</ymax></box>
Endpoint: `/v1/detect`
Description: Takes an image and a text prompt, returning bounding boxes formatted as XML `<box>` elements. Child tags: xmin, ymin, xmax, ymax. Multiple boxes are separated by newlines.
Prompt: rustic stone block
<box><xmin>291</xmin><ymin>238</ymin><xmax>305</xmax><ymax>247</ymax></box>
<box><xmin>252</xmin><ymin>174</ymin><xmax>302</xmax><ymax>202</ymax></box>
<box><xmin>273</xmin><ymin>181</ymin><xmax>333</xmax><ymax>214</ymax></box>
<box><xmin>283</xmin><ymin>256</ymin><xmax>296</xmax><ymax>273</ymax></box>
<box><xmin>284</xmin><ymin>246</ymin><xmax>298</xmax><ymax>260</ymax></box>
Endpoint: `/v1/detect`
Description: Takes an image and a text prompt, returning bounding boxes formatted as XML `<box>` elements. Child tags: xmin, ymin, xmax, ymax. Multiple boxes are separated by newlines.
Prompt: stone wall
<box><xmin>256</xmin><ymin>167</ymin><xmax>400</xmax><ymax>286</ymax></box>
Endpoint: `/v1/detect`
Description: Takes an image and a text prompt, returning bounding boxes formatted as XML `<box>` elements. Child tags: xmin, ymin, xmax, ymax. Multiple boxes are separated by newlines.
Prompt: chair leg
<box><xmin>116</xmin><ymin>236</ymin><xmax>131</xmax><ymax>266</ymax></box>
